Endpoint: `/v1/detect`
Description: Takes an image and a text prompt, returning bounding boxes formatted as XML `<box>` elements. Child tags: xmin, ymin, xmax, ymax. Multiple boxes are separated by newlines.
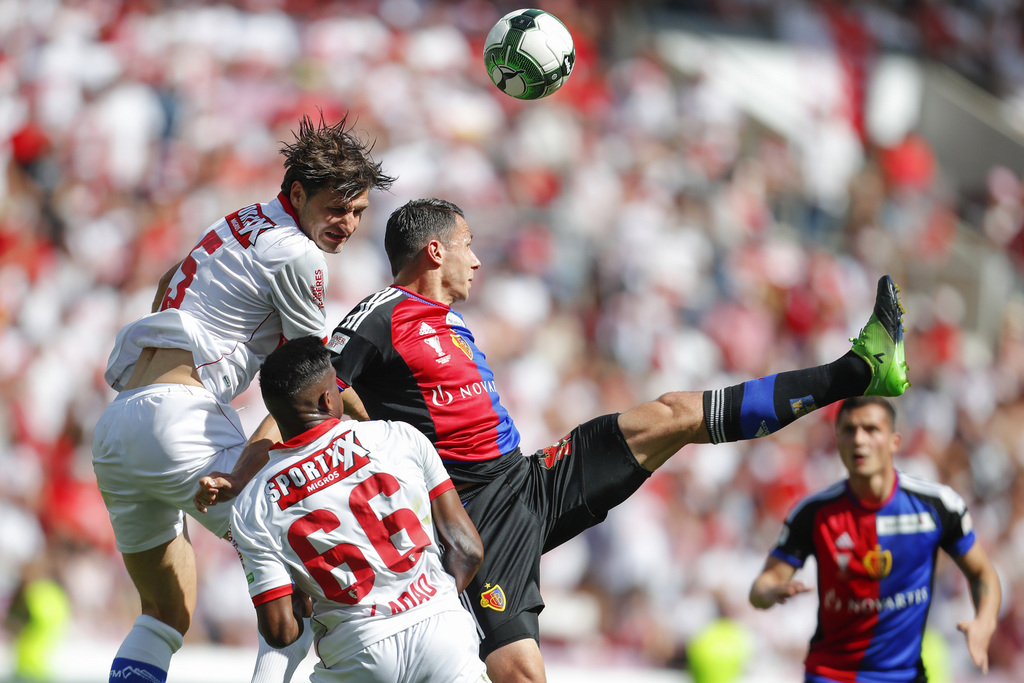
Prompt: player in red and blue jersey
<box><xmin>750</xmin><ymin>396</ymin><xmax>1001</xmax><ymax>683</ymax></box>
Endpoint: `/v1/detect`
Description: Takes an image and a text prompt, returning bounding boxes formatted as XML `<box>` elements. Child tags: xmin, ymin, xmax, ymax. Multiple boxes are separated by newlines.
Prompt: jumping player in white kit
<box><xmin>231</xmin><ymin>336</ymin><xmax>488</xmax><ymax>683</ymax></box>
<box><xmin>91</xmin><ymin>114</ymin><xmax>394</xmax><ymax>683</ymax></box>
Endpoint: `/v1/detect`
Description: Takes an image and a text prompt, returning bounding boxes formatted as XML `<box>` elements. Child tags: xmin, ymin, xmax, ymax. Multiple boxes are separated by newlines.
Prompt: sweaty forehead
<box><xmin>452</xmin><ymin>215</ymin><xmax>472</xmax><ymax>240</ymax></box>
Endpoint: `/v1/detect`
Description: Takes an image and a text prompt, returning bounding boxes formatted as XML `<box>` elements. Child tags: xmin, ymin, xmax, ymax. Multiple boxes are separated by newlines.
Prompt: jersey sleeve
<box><xmin>230</xmin><ymin>490</ymin><xmax>295</xmax><ymax>605</ymax></box>
<box><xmin>269</xmin><ymin>245</ymin><xmax>329</xmax><ymax>343</ymax></box>
<box><xmin>327</xmin><ymin>325</ymin><xmax>382</xmax><ymax>390</ymax></box>
<box><xmin>770</xmin><ymin>500</ymin><xmax>818</xmax><ymax>569</ymax></box>
<box><xmin>933</xmin><ymin>484</ymin><xmax>977</xmax><ymax>558</ymax></box>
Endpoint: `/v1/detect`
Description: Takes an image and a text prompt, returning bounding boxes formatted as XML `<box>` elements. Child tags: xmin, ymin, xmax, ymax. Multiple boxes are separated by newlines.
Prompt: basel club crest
<box><xmin>480</xmin><ymin>584</ymin><xmax>506</xmax><ymax>611</ymax></box>
<box><xmin>862</xmin><ymin>544</ymin><xmax>893</xmax><ymax>580</ymax></box>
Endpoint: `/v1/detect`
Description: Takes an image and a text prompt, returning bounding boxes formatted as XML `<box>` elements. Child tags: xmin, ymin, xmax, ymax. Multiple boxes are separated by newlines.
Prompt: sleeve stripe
<box><xmin>428</xmin><ymin>479</ymin><xmax>455</xmax><ymax>501</ymax></box>
<box><xmin>252</xmin><ymin>584</ymin><xmax>293</xmax><ymax>606</ymax></box>
<box><xmin>770</xmin><ymin>548</ymin><xmax>804</xmax><ymax>569</ymax></box>
<box><xmin>342</xmin><ymin>287</ymin><xmax>403</xmax><ymax>330</ymax></box>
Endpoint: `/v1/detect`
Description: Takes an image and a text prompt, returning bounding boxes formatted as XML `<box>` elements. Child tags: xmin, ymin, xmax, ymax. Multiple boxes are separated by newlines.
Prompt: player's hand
<box><xmin>291</xmin><ymin>588</ymin><xmax>312</xmax><ymax>620</ymax></box>
<box><xmin>958</xmin><ymin>618</ymin><xmax>995</xmax><ymax>673</ymax></box>
<box><xmin>769</xmin><ymin>581</ymin><xmax>813</xmax><ymax>606</ymax></box>
<box><xmin>194</xmin><ymin>472</ymin><xmax>241</xmax><ymax>513</ymax></box>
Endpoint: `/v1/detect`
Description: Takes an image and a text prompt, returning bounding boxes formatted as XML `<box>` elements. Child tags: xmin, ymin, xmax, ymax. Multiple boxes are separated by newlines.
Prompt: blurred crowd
<box><xmin>3</xmin><ymin>0</ymin><xmax>1024</xmax><ymax>681</ymax></box>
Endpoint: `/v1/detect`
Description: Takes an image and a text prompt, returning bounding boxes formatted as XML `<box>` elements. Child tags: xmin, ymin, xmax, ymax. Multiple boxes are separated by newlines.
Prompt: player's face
<box><xmin>292</xmin><ymin>183</ymin><xmax>370</xmax><ymax>254</ymax></box>
<box><xmin>836</xmin><ymin>404</ymin><xmax>900</xmax><ymax>482</ymax></box>
<box><xmin>439</xmin><ymin>216</ymin><xmax>481</xmax><ymax>305</ymax></box>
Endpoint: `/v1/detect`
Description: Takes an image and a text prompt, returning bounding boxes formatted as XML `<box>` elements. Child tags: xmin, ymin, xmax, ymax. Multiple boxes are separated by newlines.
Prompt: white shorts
<box><xmin>91</xmin><ymin>383</ymin><xmax>246</xmax><ymax>553</ymax></box>
<box><xmin>311</xmin><ymin>608</ymin><xmax>489</xmax><ymax>683</ymax></box>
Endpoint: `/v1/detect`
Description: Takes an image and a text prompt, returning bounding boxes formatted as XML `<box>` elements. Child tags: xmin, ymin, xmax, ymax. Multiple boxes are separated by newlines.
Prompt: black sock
<box><xmin>703</xmin><ymin>351</ymin><xmax>870</xmax><ymax>444</ymax></box>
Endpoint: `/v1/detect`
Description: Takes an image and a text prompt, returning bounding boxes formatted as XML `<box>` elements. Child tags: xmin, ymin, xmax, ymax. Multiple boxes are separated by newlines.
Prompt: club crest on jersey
<box><xmin>226</xmin><ymin>203</ymin><xmax>277</xmax><ymax>247</ymax></box>
<box><xmin>480</xmin><ymin>584</ymin><xmax>506</xmax><ymax>611</ymax></box>
<box><xmin>451</xmin><ymin>333</ymin><xmax>473</xmax><ymax>359</ymax></box>
<box><xmin>862</xmin><ymin>544</ymin><xmax>893</xmax><ymax>580</ymax></box>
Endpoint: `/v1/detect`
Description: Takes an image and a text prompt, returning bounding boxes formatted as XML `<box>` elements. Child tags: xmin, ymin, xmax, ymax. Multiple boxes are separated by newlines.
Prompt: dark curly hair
<box><xmin>279</xmin><ymin>112</ymin><xmax>395</xmax><ymax>201</ymax></box>
<box><xmin>259</xmin><ymin>336</ymin><xmax>332</xmax><ymax>407</ymax></box>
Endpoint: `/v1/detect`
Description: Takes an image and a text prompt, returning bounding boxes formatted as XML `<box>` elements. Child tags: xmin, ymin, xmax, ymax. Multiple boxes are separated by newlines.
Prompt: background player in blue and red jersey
<box><xmin>750</xmin><ymin>396</ymin><xmax>1001</xmax><ymax>683</ymax></box>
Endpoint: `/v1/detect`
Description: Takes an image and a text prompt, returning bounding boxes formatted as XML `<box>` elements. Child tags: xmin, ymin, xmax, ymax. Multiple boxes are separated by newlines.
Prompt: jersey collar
<box><xmin>271</xmin><ymin>418</ymin><xmax>341</xmax><ymax>452</ymax></box>
<box><xmin>391</xmin><ymin>285</ymin><xmax>450</xmax><ymax>310</ymax></box>
<box><xmin>845</xmin><ymin>470</ymin><xmax>899</xmax><ymax>511</ymax></box>
<box><xmin>277</xmin><ymin>191</ymin><xmax>301</xmax><ymax>227</ymax></box>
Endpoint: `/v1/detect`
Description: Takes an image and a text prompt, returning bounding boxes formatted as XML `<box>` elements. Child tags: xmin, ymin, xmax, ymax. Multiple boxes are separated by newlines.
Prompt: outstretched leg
<box><xmin>622</xmin><ymin>275</ymin><xmax>910</xmax><ymax>471</ymax></box>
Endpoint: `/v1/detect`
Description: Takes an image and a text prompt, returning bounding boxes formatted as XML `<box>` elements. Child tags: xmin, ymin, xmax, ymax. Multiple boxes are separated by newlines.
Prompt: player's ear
<box><xmin>317</xmin><ymin>387</ymin><xmax>333</xmax><ymax>414</ymax></box>
<box><xmin>426</xmin><ymin>239</ymin><xmax>445</xmax><ymax>266</ymax></box>
<box><xmin>289</xmin><ymin>181</ymin><xmax>307</xmax><ymax>208</ymax></box>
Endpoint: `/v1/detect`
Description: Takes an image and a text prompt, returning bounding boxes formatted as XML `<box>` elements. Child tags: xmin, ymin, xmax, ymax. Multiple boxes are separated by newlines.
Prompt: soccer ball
<box><xmin>483</xmin><ymin>9</ymin><xmax>575</xmax><ymax>100</ymax></box>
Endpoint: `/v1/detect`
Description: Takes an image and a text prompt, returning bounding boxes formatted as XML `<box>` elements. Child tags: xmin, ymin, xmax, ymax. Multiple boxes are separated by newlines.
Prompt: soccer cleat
<box><xmin>850</xmin><ymin>275</ymin><xmax>911</xmax><ymax>397</ymax></box>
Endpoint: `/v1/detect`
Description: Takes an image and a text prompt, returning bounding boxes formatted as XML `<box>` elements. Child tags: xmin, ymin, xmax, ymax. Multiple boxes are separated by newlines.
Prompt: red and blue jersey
<box><xmin>327</xmin><ymin>286</ymin><xmax>520</xmax><ymax>474</ymax></box>
<box><xmin>772</xmin><ymin>471</ymin><xmax>976</xmax><ymax>683</ymax></box>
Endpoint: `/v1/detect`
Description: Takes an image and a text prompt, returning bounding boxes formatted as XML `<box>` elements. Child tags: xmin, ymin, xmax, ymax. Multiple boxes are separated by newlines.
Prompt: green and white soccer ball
<box><xmin>484</xmin><ymin>8</ymin><xmax>575</xmax><ymax>100</ymax></box>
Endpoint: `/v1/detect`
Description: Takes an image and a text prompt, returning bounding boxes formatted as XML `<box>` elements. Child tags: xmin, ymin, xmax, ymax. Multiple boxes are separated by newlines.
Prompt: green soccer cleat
<box><xmin>851</xmin><ymin>275</ymin><xmax>911</xmax><ymax>397</ymax></box>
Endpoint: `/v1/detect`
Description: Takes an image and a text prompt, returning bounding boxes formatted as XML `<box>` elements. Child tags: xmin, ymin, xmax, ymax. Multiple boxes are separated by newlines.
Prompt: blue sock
<box><xmin>703</xmin><ymin>351</ymin><xmax>869</xmax><ymax>443</ymax></box>
<box><xmin>109</xmin><ymin>615</ymin><xmax>183</xmax><ymax>683</ymax></box>
<box><xmin>109</xmin><ymin>657</ymin><xmax>169</xmax><ymax>683</ymax></box>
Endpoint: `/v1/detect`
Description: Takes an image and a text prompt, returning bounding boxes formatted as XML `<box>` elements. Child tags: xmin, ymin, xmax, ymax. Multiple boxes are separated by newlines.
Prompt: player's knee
<box><xmin>139</xmin><ymin>598</ymin><xmax>193</xmax><ymax>636</ymax></box>
<box><xmin>638</xmin><ymin>392</ymin><xmax>704</xmax><ymax>442</ymax></box>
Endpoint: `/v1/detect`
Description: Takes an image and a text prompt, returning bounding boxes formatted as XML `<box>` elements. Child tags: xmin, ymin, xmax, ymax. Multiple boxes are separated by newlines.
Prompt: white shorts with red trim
<box><xmin>91</xmin><ymin>383</ymin><xmax>245</xmax><ymax>553</ymax></box>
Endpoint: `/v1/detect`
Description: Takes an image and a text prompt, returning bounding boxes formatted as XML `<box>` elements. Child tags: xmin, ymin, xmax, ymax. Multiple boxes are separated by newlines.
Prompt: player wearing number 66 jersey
<box><xmin>91</xmin><ymin>115</ymin><xmax>394</xmax><ymax>683</ymax></box>
<box><xmin>231</xmin><ymin>336</ymin><xmax>489</xmax><ymax>683</ymax></box>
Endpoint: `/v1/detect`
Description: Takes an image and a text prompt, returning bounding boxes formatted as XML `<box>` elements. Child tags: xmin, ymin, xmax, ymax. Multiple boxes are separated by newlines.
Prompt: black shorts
<box><xmin>458</xmin><ymin>413</ymin><xmax>651</xmax><ymax>658</ymax></box>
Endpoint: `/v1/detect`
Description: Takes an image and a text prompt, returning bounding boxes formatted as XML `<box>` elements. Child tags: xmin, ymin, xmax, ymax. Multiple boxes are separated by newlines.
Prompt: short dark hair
<box><xmin>279</xmin><ymin>112</ymin><xmax>395</xmax><ymax>201</ymax></box>
<box><xmin>383</xmin><ymin>198</ymin><xmax>465</xmax><ymax>276</ymax></box>
<box><xmin>259</xmin><ymin>336</ymin><xmax>332</xmax><ymax>407</ymax></box>
<box><xmin>836</xmin><ymin>396</ymin><xmax>897</xmax><ymax>430</ymax></box>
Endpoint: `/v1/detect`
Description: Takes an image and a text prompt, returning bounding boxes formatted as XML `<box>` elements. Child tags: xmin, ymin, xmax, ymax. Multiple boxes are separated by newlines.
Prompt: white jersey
<box><xmin>104</xmin><ymin>194</ymin><xmax>328</xmax><ymax>403</ymax></box>
<box><xmin>230</xmin><ymin>418</ymin><xmax>464</xmax><ymax>669</ymax></box>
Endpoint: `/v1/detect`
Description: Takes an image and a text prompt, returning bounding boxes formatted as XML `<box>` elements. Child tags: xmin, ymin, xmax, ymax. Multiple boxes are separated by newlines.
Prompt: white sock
<box><xmin>251</xmin><ymin>617</ymin><xmax>313</xmax><ymax>683</ymax></box>
<box><xmin>109</xmin><ymin>615</ymin><xmax>184</xmax><ymax>683</ymax></box>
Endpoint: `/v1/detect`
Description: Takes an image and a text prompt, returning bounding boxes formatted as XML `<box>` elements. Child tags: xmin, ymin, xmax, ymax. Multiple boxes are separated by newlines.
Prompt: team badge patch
<box><xmin>790</xmin><ymin>395</ymin><xmax>817</xmax><ymax>418</ymax></box>
<box><xmin>451</xmin><ymin>333</ymin><xmax>473</xmax><ymax>359</ymax></box>
<box><xmin>539</xmin><ymin>437</ymin><xmax>572</xmax><ymax>469</ymax></box>
<box><xmin>327</xmin><ymin>332</ymin><xmax>350</xmax><ymax>353</ymax></box>
<box><xmin>480</xmin><ymin>584</ymin><xmax>506</xmax><ymax>611</ymax></box>
<box><xmin>862</xmin><ymin>544</ymin><xmax>893</xmax><ymax>580</ymax></box>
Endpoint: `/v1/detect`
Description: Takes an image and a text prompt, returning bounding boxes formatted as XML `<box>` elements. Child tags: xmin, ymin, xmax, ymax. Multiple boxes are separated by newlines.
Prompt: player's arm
<box><xmin>255</xmin><ymin>588</ymin><xmax>312</xmax><ymax>649</ymax></box>
<box><xmin>151</xmin><ymin>259</ymin><xmax>184</xmax><ymax>312</ymax></box>
<box><xmin>195</xmin><ymin>415</ymin><xmax>282</xmax><ymax>513</ymax></box>
<box><xmin>431</xmin><ymin>487</ymin><xmax>483</xmax><ymax>594</ymax></box>
<box><xmin>341</xmin><ymin>387</ymin><xmax>369</xmax><ymax>421</ymax></box>
<box><xmin>952</xmin><ymin>543</ymin><xmax>1002</xmax><ymax>673</ymax></box>
<box><xmin>749</xmin><ymin>555</ymin><xmax>812</xmax><ymax>609</ymax></box>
